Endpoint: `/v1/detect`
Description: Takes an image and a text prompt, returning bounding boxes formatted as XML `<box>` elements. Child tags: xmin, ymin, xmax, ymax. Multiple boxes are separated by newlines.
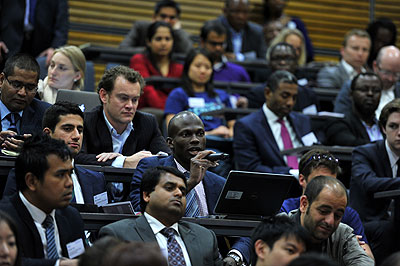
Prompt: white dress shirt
<box><xmin>376</xmin><ymin>85</ymin><xmax>395</xmax><ymax>118</ymax></box>
<box><xmin>70</xmin><ymin>160</ymin><xmax>84</xmax><ymax>204</ymax></box>
<box><xmin>385</xmin><ymin>140</ymin><xmax>400</xmax><ymax>178</ymax></box>
<box><xmin>144</xmin><ymin>212</ymin><xmax>192</xmax><ymax>266</ymax></box>
<box><xmin>19</xmin><ymin>192</ymin><xmax>62</xmax><ymax>264</ymax></box>
<box><xmin>341</xmin><ymin>59</ymin><xmax>366</xmax><ymax>81</ymax></box>
<box><xmin>174</xmin><ymin>159</ymin><xmax>209</xmax><ymax>216</ymax></box>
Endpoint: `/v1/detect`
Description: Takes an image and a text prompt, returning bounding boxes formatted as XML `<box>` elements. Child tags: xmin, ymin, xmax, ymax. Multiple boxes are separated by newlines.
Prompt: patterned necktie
<box><xmin>42</xmin><ymin>215</ymin><xmax>59</xmax><ymax>259</ymax></box>
<box><xmin>6</xmin><ymin>113</ymin><xmax>20</xmax><ymax>133</ymax></box>
<box><xmin>161</xmin><ymin>227</ymin><xmax>187</xmax><ymax>266</ymax></box>
<box><xmin>278</xmin><ymin>119</ymin><xmax>298</xmax><ymax>169</ymax></box>
<box><xmin>183</xmin><ymin>172</ymin><xmax>201</xmax><ymax>217</ymax></box>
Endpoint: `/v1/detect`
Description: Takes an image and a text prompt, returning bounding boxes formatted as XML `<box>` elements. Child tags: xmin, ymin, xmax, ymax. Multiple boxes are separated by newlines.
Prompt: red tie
<box><xmin>278</xmin><ymin>119</ymin><xmax>298</xmax><ymax>169</ymax></box>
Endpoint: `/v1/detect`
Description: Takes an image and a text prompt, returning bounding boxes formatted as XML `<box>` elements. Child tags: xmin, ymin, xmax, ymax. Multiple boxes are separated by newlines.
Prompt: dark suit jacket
<box><xmin>211</xmin><ymin>16</ymin><xmax>266</xmax><ymax>59</ymax></box>
<box><xmin>0</xmin><ymin>194</ymin><xmax>85</xmax><ymax>266</ymax></box>
<box><xmin>233</xmin><ymin>109</ymin><xmax>313</xmax><ymax>173</ymax></box>
<box><xmin>0</xmin><ymin>0</ymin><xmax>68</xmax><ymax>57</ymax></box>
<box><xmin>317</xmin><ymin>61</ymin><xmax>350</xmax><ymax>88</ymax></box>
<box><xmin>75</xmin><ymin>106</ymin><xmax>171</xmax><ymax>166</ymax></box>
<box><xmin>129</xmin><ymin>155</ymin><xmax>225</xmax><ymax>213</ymax></box>
<box><xmin>334</xmin><ymin>81</ymin><xmax>400</xmax><ymax>114</ymax></box>
<box><xmin>3</xmin><ymin>165</ymin><xmax>107</xmax><ymax>205</ymax></box>
<box><xmin>99</xmin><ymin>215</ymin><xmax>222</xmax><ymax>266</ymax></box>
<box><xmin>324</xmin><ymin>110</ymin><xmax>373</xmax><ymax>146</ymax></box>
<box><xmin>0</xmin><ymin>98</ymin><xmax>51</xmax><ymax>134</ymax></box>
<box><xmin>350</xmin><ymin>140</ymin><xmax>400</xmax><ymax>222</ymax></box>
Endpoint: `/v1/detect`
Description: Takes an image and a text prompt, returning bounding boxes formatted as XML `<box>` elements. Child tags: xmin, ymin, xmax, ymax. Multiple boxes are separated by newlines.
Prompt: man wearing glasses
<box><xmin>119</xmin><ymin>0</ymin><xmax>192</xmax><ymax>54</ymax></box>
<box><xmin>0</xmin><ymin>53</ymin><xmax>50</xmax><ymax>152</ymax></box>
<box><xmin>200</xmin><ymin>21</ymin><xmax>250</xmax><ymax>83</ymax></box>
<box><xmin>335</xmin><ymin>45</ymin><xmax>400</xmax><ymax>117</ymax></box>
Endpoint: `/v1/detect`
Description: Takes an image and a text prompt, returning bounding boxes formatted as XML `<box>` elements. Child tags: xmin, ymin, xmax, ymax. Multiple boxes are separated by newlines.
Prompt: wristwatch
<box><xmin>227</xmin><ymin>252</ymin><xmax>243</xmax><ymax>266</ymax></box>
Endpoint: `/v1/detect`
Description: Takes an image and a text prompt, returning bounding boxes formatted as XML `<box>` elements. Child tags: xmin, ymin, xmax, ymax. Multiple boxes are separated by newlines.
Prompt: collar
<box><xmin>174</xmin><ymin>158</ymin><xmax>188</xmax><ymax>173</ymax></box>
<box><xmin>385</xmin><ymin>140</ymin><xmax>399</xmax><ymax>170</ymax></box>
<box><xmin>19</xmin><ymin>191</ymin><xmax>56</xmax><ymax>224</ymax></box>
<box><xmin>144</xmin><ymin>212</ymin><xmax>180</xmax><ymax>236</ymax></box>
<box><xmin>0</xmin><ymin>100</ymin><xmax>23</xmax><ymax>121</ymax></box>
<box><xmin>214</xmin><ymin>55</ymin><xmax>228</xmax><ymax>72</ymax></box>
<box><xmin>341</xmin><ymin>59</ymin><xmax>366</xmax><ymax>76</ymax></box>
<box><xmin>263</xmin><ymin>103</ymin><xmax>287</xmax><ymax>123</ymax></box>
<box><xmin>102</xmin><ymin>110</ymin><xmax>133</xmax><ymax>136</ymax></box>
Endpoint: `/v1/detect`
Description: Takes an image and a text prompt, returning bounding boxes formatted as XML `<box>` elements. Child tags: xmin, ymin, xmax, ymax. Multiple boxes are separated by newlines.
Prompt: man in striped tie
<box><xmin>129</xmin><ymin>111</ymin><xmax>226</xmax><ymax>216</ymax></box>
<box><xmin>100</xmin><ymin>165</ymin><xmax>223</xmax><ymax>266</ymax></box>
<box><xmin>0</xmin><ymin>134</ymin><xmax>85</xmax><ymax>266</ymax></box>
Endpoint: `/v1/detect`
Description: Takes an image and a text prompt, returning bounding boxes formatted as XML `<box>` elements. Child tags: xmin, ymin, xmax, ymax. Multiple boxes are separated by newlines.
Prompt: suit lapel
<box><xmin>74</xmin><ymin>166</ymin><xmax>94</xmax><ymax>204</ymax></box>
<box><xmin>202</xmin><ymin>173</ymin><xmax>219</xmax><ymax>214</ymax></box>
<box><xmin>179</xmin><ymin>223</ymin><xmax>201</xmax><ymax>266</ymax></box>
<box><xmin>122</xmin><ymin>130</ymin><xmax>138</xmax><ymax>155</ymax></box>
<box><xmin>13</xmin><ymin>195</ymin><xmax>46</xmax><ymax>257</ymax></box>
<box><xmin>135</xmin><ymin>215</ymin><xmax>158</xmax><ymax>242</ymax></box>
<box><xmin>288</xmin><ymin>113</ymin><xmax>305</xmax><ymax>145</ymax></box>
<box><xmin>20</xmin><ymin>104</ymin><xmax>35</xmax><ymax>134</ymax></box>
<box><xmin>55</xmin><ymin>211</ymin><xmax>70</xmax><ymax>257</ymax></box>
<box><xmin>380</xmin><ymin>141</ymin><xmax>393</xmax><ymax>177</ymax></box>
<box><xmin>96</xmin><ymin>110</ymin><xmax>113</xmax><ymax>151</ymax></box>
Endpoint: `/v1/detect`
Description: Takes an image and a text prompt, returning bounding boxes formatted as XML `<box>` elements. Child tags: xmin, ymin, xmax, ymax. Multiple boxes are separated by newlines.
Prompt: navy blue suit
<box><xmin>233</xmin><ymin>109</ymin><xmax>313</xmax><ymax>173</ymax></box>
<box><xmin>129</xmin><ymin>155</ymin><xmax>225</xmax><ymax>214</ymax></box>
<box><xmin>0</xmin><ymin>194</ymin><xmax>85</xmax><ymax>266</ymax></box>
<box><xmin>0</xmin><ymin>98</ymin><xmax>51</xmax><ymax>134</ymax></box>
<box><xmin>3</xmin><ymin>165</ymin><xmax>107</xmax><ymax>205</ymax></box>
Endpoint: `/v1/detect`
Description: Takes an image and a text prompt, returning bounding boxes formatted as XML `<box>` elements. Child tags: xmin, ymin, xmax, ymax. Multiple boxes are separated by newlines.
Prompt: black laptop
<box><xmin>56</xmin><ymin>89</ymin><xmax>100</xmax><ymax>112</ymax></box>
<box><xmin>214</xmin><ymin>170</ymin><xmax>297</xmax><ymax>219</ymax></box>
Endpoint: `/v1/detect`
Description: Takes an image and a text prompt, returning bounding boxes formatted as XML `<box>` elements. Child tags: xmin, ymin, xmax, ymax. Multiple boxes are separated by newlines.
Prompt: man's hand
<box><xmin>187</xmin><ymin>150</ymin><xmax>218</xmax><ymax>191</ymax></box>
<box><xmin>0</xmin><ymin>41</ymin><xmax>9</xmax><ymax>62</ymax></box>
<box><xmin>236</xmin><ymin>96</ymin><xmax>248</xmax><ymax>108</ymax></box>
<box><xmin>123</xmin><ymin>150</ymin><xmax>154</xmax><ymax>168</ymax></box>
<box><xmin>39</xmin><ymin>47</ymin><xmax>55</xmax><ymax>66</ymax></box>
<box><xmin>59</xmin><ymin>259</ymin><xmax>78</xmax><ymax>266</ymax></box>
<box><xmin>356</xmin><ymin>235</ymin><xmax>375</xmax><ymax>260</ymax></box>
<box><xmin>0</xmin><ymin>131</ymin><xmax>30</xmax><ymax>152</ymax></box>
<box><xmin>223</xmin><ymin>257</ymin><xmax>237</xmax><ymax>266</ymax></box>
<box><xmin>96</xmin><ymin>152</ymin><xmax>122</xmax><ymax>162</ymax></box>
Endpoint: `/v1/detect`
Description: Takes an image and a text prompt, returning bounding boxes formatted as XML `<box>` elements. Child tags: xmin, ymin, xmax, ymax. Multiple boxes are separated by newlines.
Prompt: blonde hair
<box><xmin>53</xmin><ymin>45</ymin><xmax>86</xmax><ymax>90</ymax></box>
<box><xmin>268</xmin><ymin>28</ymin><xmax>306</xmax><ymax>66</ymax></box>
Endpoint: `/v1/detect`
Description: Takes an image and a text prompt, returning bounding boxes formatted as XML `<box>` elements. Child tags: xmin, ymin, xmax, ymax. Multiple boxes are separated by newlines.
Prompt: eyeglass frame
<box><xmin>3</xmin><ymin>75</ymin><xmax>38</xmax><ymax>93</ymax></box>
<box><xmin>377</xmin><ymin>64</ymin><xmax>400</xmax><ymax>80</ymax></box>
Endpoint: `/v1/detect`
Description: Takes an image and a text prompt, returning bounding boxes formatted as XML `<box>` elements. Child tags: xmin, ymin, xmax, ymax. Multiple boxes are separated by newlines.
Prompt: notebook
<box><xmin>56</xmin><ymin>89</ymin><xmax>100</xmax><ymax>112</ymax></box>
<box><xmin>213</xmin><ymin>170</ymin><xmax>297</xmax><ymax>219</ymax></box>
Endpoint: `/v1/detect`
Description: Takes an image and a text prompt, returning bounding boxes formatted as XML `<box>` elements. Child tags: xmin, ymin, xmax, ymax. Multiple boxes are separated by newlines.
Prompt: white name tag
<box><xmin>301</xmin><ymin>132</ymin><xmax>318</xmax><ymax>146</ymax></box>
<box><xmin>302</xmin><ymin>104</ymin><xmax>318</xmax><ymax>115</ymax></box>
<box><xmin>66</xmin><ymin>238</ymin><xmax>85</xmax><ymax>258</ymax></box>
<box><xmin>93</xmin><ymin>191</ymin><xmax>108</xmax><ymax>207</ymax></box>
<box><xmin>188</xmin><ymin>97</ymin><xmax>205</xmax><ymax>108</ymax></box>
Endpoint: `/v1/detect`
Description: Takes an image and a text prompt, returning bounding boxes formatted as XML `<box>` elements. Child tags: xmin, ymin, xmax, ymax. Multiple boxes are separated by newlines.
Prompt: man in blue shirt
<box><xmin>280</xmin><ymin>149</ymin><xmax>373</xmax><ymax>260</ymax></box>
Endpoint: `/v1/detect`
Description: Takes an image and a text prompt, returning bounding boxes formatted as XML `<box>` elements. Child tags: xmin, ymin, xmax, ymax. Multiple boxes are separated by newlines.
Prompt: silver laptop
<box><xmin>56</xmin><ymin>89</ymin><xmax>100</xmax><ymax>112</ymax></box>
<box><xmin>214</xmin><ymin>170</ymin><xmax>297</xmax><ymax>219</ymax></box>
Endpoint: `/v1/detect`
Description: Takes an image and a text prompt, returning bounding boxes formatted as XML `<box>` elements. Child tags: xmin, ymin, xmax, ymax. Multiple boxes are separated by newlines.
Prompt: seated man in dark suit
<box><xmin>0</xmin><ymin>53</ymin><xmax>51</xmax><ymax>152</ymax></box>
<box><xmin>325</xmin><ymin>72</ymin><xmax>383</xmax><ymax>146</ymax></box>
<box><xmin>351</xmin><ymin>98</ymin><xmax>400</xmax><ymax>264</ymax></box>
<box><xmin>100</xmin><ymin>166</ymin><xmax>222</xmax><ymax>266</ymax></box>
<box><xmin>317</xmin><ymin>29</ymin><xmax>370</xmax><ymax>89</ymax></box>
<box><xmin>247</xmin><ymin>42</ymin><xmax>318</xmax><ymax>114</ymax></box>
<box><xmin>4</xmin><ymin>102</ymin><xmax>107</xmax><ymax>205</ymax></box>
<box><xmin>129</xmin><ymin>111</ymin><xmax>225</xmax><ymax>216</ymax></box>
<box><xmin>234</xmin><ymin>70</ymin><xmax>317</xmax><ymax>174</ymax></box>
<box><xmin>208</xmin><ymin>0</ymin><xmax>266</xmax><ymax>61</ymax></box>
<box><xmin>0</xmin><ymin>135</ymin><xmax>85</xmax><ymax>266</ymax></box>
<box><xmin>75</xmin><ymin>65</ymin><xmax>171</xmax><ymax>168</ymax></box>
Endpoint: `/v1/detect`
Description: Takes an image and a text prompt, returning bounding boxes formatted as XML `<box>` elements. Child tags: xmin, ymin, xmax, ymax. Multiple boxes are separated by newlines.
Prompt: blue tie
<box><xmin>42</xmin><ymin>215</ymin><xmax>59</xmax><ymax>259</ymax></box>
<box><xmin>183</xmin><ymin>172</ymin><xmax>201</xmax><ymax>217</ymax></box>
<box><xmin>161</xmin><ymin>227</ymin><xmax>186</xmax><ymax>266</ymax></box>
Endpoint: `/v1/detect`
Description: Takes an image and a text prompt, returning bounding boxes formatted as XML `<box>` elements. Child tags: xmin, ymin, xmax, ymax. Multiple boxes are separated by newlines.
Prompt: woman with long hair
<box><xmin>165</xmin><ymin>48</ymin><xmax>234</xmax><ymax>138</ymax></box>
<box><xmin>130</xmin><ymin>21</ymin><xmax>183</xmax><ymax>110</ymax></box>
<box><xmin>0</xmin><ymin>211</ymin><xmax>21</xmax><ymax>266</ymax></box>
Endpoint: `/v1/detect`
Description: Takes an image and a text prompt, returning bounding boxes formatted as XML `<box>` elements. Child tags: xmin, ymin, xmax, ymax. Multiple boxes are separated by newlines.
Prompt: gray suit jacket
<box><xmin>317</xmin><ymin>61</ymin><xmax>350</xmax><ymax>88</ymax></box>
<box><xmin>99</xmin><ymin>215</ymin><xmax>222</xmax><ymax>266</ymax></box>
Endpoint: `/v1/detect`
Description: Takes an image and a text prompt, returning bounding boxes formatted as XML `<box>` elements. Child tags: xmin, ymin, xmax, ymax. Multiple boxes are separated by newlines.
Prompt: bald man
<box><xmin>335</xmin><ymin>45</ymin><xmax>400</xmax><ymax>116</ymax></box>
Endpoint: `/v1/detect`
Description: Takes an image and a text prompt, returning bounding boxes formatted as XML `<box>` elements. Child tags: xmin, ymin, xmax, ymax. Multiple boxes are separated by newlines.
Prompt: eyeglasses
<box><xmin>206</xmin><ymin>40</ymin><xmax>227</xmax><ymax>49</ymax></box>
<box><xmin>354</xmin><ymin>86</ymin><xmax>382</xmax><ymax>94</ymax></box>
<box><xmin>159</xmin><ymin>13</ymin><xmax>177</xmax><ymax>20</ymax></box>
<box><xmin>377</xmin><ymin>65</ymin><xmax>400</xmax><ymax>79</ymax></box>
<box><xmin>4</xmin><ymin>75</ymin><xmax>37</xmax><ymax>93</ymax></box>
<box><xmin>302</xmin><ymin>154</ymin><xmax>339</xmax><ymax>171</ymax></box>
<box><xmin>270</xmin><ymin>55</ymin><xmax>296</xmax><ymax>62</ymax></box>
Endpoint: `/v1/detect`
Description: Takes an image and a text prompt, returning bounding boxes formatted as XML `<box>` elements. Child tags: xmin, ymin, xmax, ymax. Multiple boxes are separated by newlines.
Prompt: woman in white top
<box><xmin>37</xmin><ymin>45</ymin><xmax>86</xmax><ymax>104</ymax></box>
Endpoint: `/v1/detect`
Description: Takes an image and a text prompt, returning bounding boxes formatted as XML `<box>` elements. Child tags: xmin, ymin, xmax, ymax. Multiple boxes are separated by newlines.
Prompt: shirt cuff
<box><xmin>112</xmin><ymin>155</ymin><xmax>126</xmax><ymax>167</ymax></box>
<box><xmin>229</xmin><ymin>249</ymin><xmax>243</xmax><ymax>262</ymax></box>
<box><xmin>289</xmin><ymin>169</ymin><xmax>299</xmax><ymax>180</ymax></box>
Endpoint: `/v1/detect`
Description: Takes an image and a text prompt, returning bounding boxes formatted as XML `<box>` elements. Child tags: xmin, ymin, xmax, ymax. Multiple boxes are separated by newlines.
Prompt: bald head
<box><xmin>303</xmin><ymin>175</ymin><xmax>348</xmax><ymax>207</ymax></box>
<box><xmin>167</xmin><ymin>111</ymin><xmax>204</xmax><ymax>138</ymax></box>
<box><xmin>374</xmin><ymin>46</ymin><xmax>400</xmax><ymax>90</ymax></box>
